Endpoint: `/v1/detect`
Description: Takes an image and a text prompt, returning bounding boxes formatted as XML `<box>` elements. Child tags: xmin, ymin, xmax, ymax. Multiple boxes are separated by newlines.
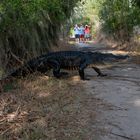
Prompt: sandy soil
<box><xmin>77</xmin><ymin>42</ymin><xmax>140</xmax><ymax>140</ymax></box>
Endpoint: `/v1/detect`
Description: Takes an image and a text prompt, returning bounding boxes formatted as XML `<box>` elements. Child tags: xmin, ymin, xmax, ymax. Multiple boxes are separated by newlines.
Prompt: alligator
<box><xmin>3</xmin><ymin>51</ymin><xmax>129</xmax><ymax>80</ymax></box>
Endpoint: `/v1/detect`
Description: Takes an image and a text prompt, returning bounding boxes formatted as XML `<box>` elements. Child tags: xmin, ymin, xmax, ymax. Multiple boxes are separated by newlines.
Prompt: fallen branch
<box><xmin>0</xmin><ymin>125</ymin><xmax>15</xmax><ymax>136</ymax></box>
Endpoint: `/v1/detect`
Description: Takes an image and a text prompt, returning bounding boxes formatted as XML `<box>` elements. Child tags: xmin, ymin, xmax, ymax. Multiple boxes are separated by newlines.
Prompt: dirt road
<box><xmin>77</xmin><ymin>42</ymin><xmax>140</xmax><ymax>140</ymax></box>
<box><xmin>1</xmin><ymin>42</ymin><xmax>140</xmax><ymax>140</ymax></box>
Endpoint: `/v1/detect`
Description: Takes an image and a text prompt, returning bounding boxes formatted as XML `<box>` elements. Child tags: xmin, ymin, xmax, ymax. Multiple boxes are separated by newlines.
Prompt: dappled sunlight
<box><xmin>18</xmin><ymin>75</ymin><xmax>52</xmax><ymax>94</ymax></box>
<box><xmin>133</xmin><ymin>99</ymin><xmax>140</xmax><ymax>107</ymax></box>
<box><xmin>71</xmin><ymin>75</ymin><xmax>81</xmax><ymax>82</ymax></box>
<box><xmin>102</xmin><ymin>50</ymin><xmax>140</xmax><ymax>56</ymax></box>
<box><xmin>101</xmin><ymin>50</ymin><xmax>129</xmax><ymax>55</ymax></box>
<box><xmin>95</xmin><ymin>64</ymin><xmax>113</xmax><ymax>69</ymax></box>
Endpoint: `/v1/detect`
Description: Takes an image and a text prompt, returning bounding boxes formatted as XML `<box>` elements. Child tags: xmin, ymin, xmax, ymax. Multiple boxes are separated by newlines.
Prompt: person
<box><xmin>84</xmin><ymin>25</ymin><xmax>90</xmax><ymax>43</ymax></box>
<box><xmin>74</xmin><ymin>24</ymin><xmax>80</xmax><ymax>43</ymax></box>
<box><xmin>79</xmin><ymin>24</ymin><xmax>85</xmax><ymax>43</ymax></box>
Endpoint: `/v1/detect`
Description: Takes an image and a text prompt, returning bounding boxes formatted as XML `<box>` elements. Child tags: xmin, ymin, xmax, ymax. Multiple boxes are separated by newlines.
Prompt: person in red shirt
<box><xmin>84</xmin><ymin>25</ymin><xmax>90</xmax><ymax>43</ymax></box>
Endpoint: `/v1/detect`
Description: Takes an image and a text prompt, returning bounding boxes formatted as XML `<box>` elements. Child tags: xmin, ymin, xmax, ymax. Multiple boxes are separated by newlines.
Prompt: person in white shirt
<box><xmin>74</xmin><ymin>24</ymin><xmax>80</xmax><ymax>43</ymax></box>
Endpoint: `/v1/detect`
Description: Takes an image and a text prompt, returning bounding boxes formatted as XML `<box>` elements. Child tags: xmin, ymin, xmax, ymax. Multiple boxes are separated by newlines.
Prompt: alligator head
<box><xmin>87</xmin><ymin>51</ymin><xmax>129</xmax><ymax>63</ymax></box>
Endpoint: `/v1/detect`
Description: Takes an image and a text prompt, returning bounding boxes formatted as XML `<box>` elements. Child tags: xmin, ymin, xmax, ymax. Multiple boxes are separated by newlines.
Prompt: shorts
<box><xmin>85</xmin><ymin>34</ymin><xmax>90</xmax><ymax>38</ymax></box>
<box><xmin>75</xmin><ymin>34</ymin><xmax>80</xmax><ymax>38</ymax></box>
<box><xmin>80</xmin><ymin>34</ymin><xmax>84</xmax><ymax>38</ymax></box>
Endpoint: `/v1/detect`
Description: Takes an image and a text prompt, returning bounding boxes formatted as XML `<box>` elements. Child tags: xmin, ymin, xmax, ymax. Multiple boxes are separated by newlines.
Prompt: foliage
<box><xmin>0</xmin><ymin>0</ymin><xmax>80</xmax><ymax>71</ymax></box>
<box><xmin>71</xmin><ymin>0</ymin><xmax>97</xmax><ymax>24</ymax></box>
<box><xmin>0</xmin><ymin>0</ymin><xmax>79</xmax><ymax>31</ymax></box>
<box><xmin>98</xmin><ymin>0</ymin><xmax>140</xmax><ymax>41</ymax></box>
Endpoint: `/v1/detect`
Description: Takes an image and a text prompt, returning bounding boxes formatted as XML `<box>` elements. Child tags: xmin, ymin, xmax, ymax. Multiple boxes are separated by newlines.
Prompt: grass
<box><xmin>0</xmin><ymin>73</ymin><xmax>106</xmax><ymax>140</ymax></box>
<box><xmin>0</xmin><ymin>75</ymin><xmax>80</xmax><ymax>139</ymax></box>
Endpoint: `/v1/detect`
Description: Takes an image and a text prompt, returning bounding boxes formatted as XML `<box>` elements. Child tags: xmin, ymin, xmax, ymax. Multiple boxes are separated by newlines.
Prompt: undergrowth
<box><xmin>0</xmin><ymin>74</ymin><xmax>103</xmax><ymax>140</ymax></box>
<box><xmin>1</xmin><ymin>42</ymin><xmax>133</xmax><ymax>139</ymax></box>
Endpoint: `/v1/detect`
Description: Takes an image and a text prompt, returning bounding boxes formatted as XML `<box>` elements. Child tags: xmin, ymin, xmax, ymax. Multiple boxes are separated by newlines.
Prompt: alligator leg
<box><xmin>47</xmin><ymin>60</ymin><xmax>61</xmax><ymax>78</ymax></box>
<box><xmin>36</xmin><ymin>64</ymin><xmax>50</xmax><ymax>74</ymax></box>
<box><xmin>92</xmin><ymin>67</ymin><xmax>107</xmax><ymax>77</ymax></box>
<box><xmin>79</xmin><ymin>69</ymin><xmax>89</xmax><ymax>80</ymax></box>
<box><xmin>79</xmin><ymin>63</ymin><xmax>89</xmax><ymax>80</ymax></box>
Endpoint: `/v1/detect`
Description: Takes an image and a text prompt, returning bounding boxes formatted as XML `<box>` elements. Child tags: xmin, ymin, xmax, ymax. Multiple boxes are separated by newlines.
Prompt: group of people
<box><xmin>73</xmin><ymin>24</ymin><xmax>91</xmax><ymax>43</ymax></box>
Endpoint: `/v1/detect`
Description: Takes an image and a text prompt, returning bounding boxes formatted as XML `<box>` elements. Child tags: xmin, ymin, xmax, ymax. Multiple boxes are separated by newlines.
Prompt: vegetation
<box><xmin>0</xmin><ymin>0</ymin><xmax>80</xmax><ymax>71</ymax></box>
<box><xmin>0</xmin><ymin>75</ymin><xmax>105</xmax><ymax>139</ymax></box>
<box><xmin>98</xmin><ymin>0</ymin><xmax>140</xmax><ymax>41</ymax></box>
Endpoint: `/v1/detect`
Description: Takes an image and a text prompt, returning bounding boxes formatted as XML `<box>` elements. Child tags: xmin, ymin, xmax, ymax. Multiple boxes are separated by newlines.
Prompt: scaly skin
<box><xmin>5</xmin><ymin>51</ymin><xmax>129</xmax><ymax>80</ymax></box>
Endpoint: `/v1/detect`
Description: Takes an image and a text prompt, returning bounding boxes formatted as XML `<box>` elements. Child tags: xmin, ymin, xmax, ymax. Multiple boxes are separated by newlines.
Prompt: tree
<box><xmin>0</xmin><ymin>0</ymin><xmax>80</xmax><ymax>71</ymax></box>
<box><xmin>98</xmin><ymin>0</ymin><xmax>140</xmax><ymax>41</ymax></box>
